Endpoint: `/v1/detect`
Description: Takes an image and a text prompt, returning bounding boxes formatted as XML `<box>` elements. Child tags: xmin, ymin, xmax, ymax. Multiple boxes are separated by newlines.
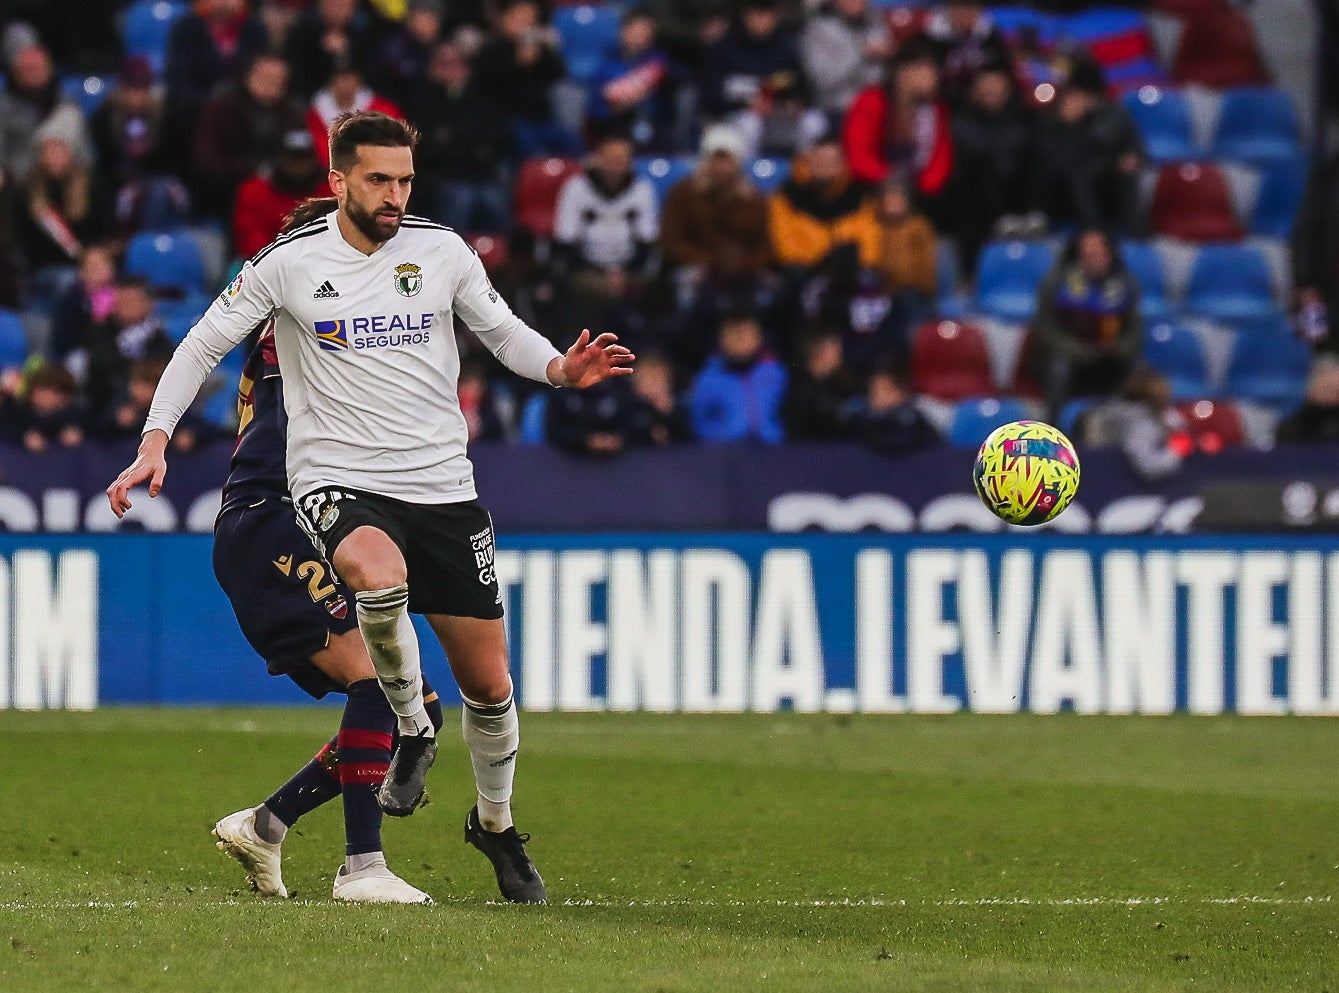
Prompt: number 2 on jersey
<box><xmin>296</xmin><ymin>560</ymin><xmax>336</xmax><ymax>602</ymax></box>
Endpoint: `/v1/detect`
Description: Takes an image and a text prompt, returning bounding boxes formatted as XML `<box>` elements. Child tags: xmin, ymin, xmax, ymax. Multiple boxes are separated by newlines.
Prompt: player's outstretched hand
<box><xmin>552</xmin><ymin>329</ymin><xmax>634</xmax><ymax>389</ymax></box>
<box><xmin>106</xmin><ymin>429</ymin><xmax>169</xmax><ymax>519</ymax></box>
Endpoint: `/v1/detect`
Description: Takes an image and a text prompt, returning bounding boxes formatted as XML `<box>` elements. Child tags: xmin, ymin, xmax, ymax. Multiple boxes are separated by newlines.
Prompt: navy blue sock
<box><xmin>264</xmin><ymin>736</ymin><xmax>340</xmax><ymax>827</ymax></box>
<box><xmin>422</xmin><ymin>678</ymin><xmax>444</xmax><ymax>734</ymax></box>
<box><xmin>338</xmin><ymin>678</ymin><xmax>396</xmax><ymax>856</ymax></box>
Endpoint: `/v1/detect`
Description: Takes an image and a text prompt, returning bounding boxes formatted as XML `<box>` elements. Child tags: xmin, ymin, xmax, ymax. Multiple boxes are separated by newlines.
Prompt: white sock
<box><xmin>354</xmin><ymin>585</ymin><xmax>434</xmax><ymax>738</ymax></box>
<box><xmin>346</xmin><ymin>851</ymin><xmax>386</xmax><ymax>875</ymax></box>
<box><xmin>461</xmin><ymin>691</ymin><xmax>518</xmax><ymax>832</ymax></box>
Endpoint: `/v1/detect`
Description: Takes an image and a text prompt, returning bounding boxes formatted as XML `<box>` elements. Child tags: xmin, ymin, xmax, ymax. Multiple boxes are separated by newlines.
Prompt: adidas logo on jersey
<box><xmin>313</xmin><ymin>280</ymin><xmax>340</xmax><ymax>299</ymax></box>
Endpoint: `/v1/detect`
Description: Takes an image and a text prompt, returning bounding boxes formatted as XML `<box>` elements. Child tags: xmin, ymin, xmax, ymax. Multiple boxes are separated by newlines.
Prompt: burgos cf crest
<box><xmin>394</xmin><ymin>262</ymin><xmax>423</xmax><ymax>297</ymax></box>
<box><xmin>314</xmin><ymin>319</ymin><xmax>349</xmax><ymax>351</ymax></box>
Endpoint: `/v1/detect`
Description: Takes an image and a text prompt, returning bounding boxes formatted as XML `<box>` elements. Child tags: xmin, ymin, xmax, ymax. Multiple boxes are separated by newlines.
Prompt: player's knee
<box><xmin>461</xmin><ymin>666</ymin><xmax>512</xmax><ymax>706</ymax></box>
<box><xmin>333</xmin><ymin>531</ymin><xmax>407</xmax><ymax>592</ymax></box>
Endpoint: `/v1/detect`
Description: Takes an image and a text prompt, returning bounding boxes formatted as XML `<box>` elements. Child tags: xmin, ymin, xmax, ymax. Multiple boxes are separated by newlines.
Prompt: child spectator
<box><xmin>2</xmin><ymin>363</ymin><xmax>84</xmax><ymax>454</ymax></box>
<box><xmin>782</xmin><ymin>328</ymin><xmax>858</xmax><ymax>441</ymax></box>
<box><xmin>689</xmin><ymin>305</ymin><xmax>788</xmax><ymax>443</ymax></box>
<box><xmin>48</xmin><ymin>244</ymin><xmax>117</xmax><ymax>362</ymax></box>
<box><xmin>1079</xmin><ymin>368</ymin><xmax>1192</xmax><ymax>482</ymax></box>
<box><xmin>853</xmin><ymin>365</ymin><xmax>939</xmax><ymax>454</ymax></box>
<box><xmin>1277</xmin><ymin>357</ymin><xmax>1339</xmax><ymax>443</ymax></box>
<box><xmin>627</xmin><ymin>351</ymin><xmax>694</xmax><ymax>445</ymax></box>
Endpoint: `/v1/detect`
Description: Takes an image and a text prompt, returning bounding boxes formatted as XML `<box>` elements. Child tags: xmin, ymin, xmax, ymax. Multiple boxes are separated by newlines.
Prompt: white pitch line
<box><xmin>0</xmin><ymin>895</ymin><xmax>1332</xmax><ymax>912</ymax></box>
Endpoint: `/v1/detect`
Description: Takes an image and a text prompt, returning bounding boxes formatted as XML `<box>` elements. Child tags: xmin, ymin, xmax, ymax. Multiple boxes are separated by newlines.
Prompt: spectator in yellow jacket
<box><xmin>768</xmin><ymin>136</ymin><xmax>881</xmax><ymax>270</ymax></box>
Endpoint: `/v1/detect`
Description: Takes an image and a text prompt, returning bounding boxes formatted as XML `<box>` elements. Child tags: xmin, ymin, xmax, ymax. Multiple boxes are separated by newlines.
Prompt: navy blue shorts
<box><xmin>213</xmin><ymin>497</ymin><xmax>360</xmax><ymax>699</ymax></box>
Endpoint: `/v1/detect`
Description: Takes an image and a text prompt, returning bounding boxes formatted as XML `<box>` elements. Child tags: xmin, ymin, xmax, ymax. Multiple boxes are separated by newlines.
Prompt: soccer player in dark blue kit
<box><xmin>210</xmin><ymin>207</ymin><xmax>442</xmax><ymax>903</ymax></box>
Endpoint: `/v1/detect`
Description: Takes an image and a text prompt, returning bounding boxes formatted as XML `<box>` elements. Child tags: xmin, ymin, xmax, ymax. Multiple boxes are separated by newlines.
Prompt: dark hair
<box><xmin>327</xmin><ymin>111</ymin><xmax>419</xmax><ymax>173</ymax></box>
<box><xmin>28</xmin><ymin>363</ymin><xmax>77</xmax><ymax>396</ymax></box>
<box><xmin>281</xmin><ymin>196</ymin><xmax>339</xmax><ymax>234</ymax></box>
<box><xmin>117</xmin><ymin>275</ymin><xmax>152</xmax><ymax>294</ymax></box>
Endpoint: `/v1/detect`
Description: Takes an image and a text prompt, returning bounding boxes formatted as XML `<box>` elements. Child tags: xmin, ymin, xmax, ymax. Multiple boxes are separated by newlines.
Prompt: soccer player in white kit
<box><xmin>106</xmin><ymin>111</ymin><xmax>634</xmax><ymax>904</ymax></box>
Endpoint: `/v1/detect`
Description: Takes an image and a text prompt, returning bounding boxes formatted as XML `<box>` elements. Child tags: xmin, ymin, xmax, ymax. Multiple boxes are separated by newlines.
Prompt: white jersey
<box><xmin>144</xmin><ymin>211</ymin><xmax>562</xmax><ymax>503</ymax></box>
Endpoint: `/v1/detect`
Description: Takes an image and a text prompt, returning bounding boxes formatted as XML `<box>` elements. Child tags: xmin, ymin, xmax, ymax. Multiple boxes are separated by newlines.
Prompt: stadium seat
<box><xmin>911</xmin><ymin>320</ymin><xmax>995</xmax><ymax>402</ymax></box>
<box><xmin>1171</xmin><ymin>9</ymin><xmax>1269</xmax><ymax>88</ymax></box>
<box><xmin>466</xmin><ymin>232</ymin><xmax>510</xmax><ymax>271</ymax></box>
<box><xmin>1175</xmin><ymin>399</ymin><xmax>1246</xmax><ymax>449</ymax></box>
<box><xmin>1210</xmin><ymin>87</ymin><xmax>1301</xmax><ymax>166</ymax></box>
<box><xmin>975</xmin><ymin>240</ymin><xmax>1057</xmax><ymax>322</ymax></box>
<box><xmin>61</xmin><ymin>74</ymin><xmax>111</xmax><ymax>117</ymax></box>
<box><xmin>1122</xmin><ymin>87</ymin><xmax>1196</xmax><ymax>163</ymax></box>
<box><xmin>1225</xmin><ymin>331</ymin><xmax>1311</xmax><ymax>408</ymax></box>
<box><xmin>948</xmin><ymin>397</ymin><xmax>1034</xmax><ymax>448</ymax></box>
<box><xmin>1184</xmin><ymin>244</ymin><xmax>1277</xmax><ymax>322</ymax></box>
<box><xmin>553</xmin><ymin>5</ymin><xmax>621</xmax><ymax>83</ymax></box>
<box><xmin>635</xmin><ymin>156</ymin><xmax>695</xmax><ymax>205</ymax></box>
<box><xmin>1058</xmin><ymin>396</ymin><xmax>1098</xmax><ymax>436</ymax></box>
<box><xmin>936</xmin><ymin>242</ymin><xmax>972</xmax><ymax>318</ymax></box>
<box><xmin>513</xmin><ymin>157</ymin><xmax>583</xmax><ymax>239</ymax></box>
<box><xmin>0</xmin><ymin>309</ymin><xmax>27</xmax><ymax>370</ymax></box>
<box><xmin>1148</xmin><ymin>163</ymin><xmax>1244</xmax><ymax>241</ymax></box>
<box><xmin>1103</xmin><ymin>58</ymin><xmax>1169</xmax><ymax>96</ymax></box>
<box><xmin>158</xmin><ymin>292</ymin><xmax>212</xmax><ymax>343</ymax></box>
<box><xmin>125</xmin><ymin>231</ymin><xmax>206</xmax><ymax>294</ymax></box>
<box><xmin>1251</xmin><ymin>155</ymin><xmax>1308</xmax><ymax>238</ymax></box>
<box><xmin>988</xmin><ymin>7</ymin><xmax>1060</xmax><ymax>47</ymax></box>
<box><xmin>747</xmin><ymin>158</ymin><xmax>790</xmax><ymax>193</ymax></box>
<box><xmin>518</xmin><ymin>392</ymin><xmax>549</xmax><ymax>444</ymax></box>
<box><xmin>122</xmin><ymin>0</ymin><xmax>187</xmax><ymax>75</ymax></box>
<box><xmin>1144</xmin><ymin>321</ymin><xmax>1209</xmax><ymax>399</ymax></box>
<box><xmin>1120</xmin><ymin>240</ymin><xmax>1172</xmax><ymax>320</ymax></box>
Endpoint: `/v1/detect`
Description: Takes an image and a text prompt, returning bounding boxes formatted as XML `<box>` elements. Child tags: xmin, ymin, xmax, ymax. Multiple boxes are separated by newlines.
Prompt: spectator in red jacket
<box><xmin>306</xmin><ymin>60</ymin><xmax>404</xmax><ymax>168</ymax></box>
<box><xmin>232</xmin><ymin>129</ymin><xmax>328</xmax><ymax>260</ymax></box>
<box><xmin>841</xmin><ymin>37</ymin><xmax>953</xmax><ymax>221</ymax></box>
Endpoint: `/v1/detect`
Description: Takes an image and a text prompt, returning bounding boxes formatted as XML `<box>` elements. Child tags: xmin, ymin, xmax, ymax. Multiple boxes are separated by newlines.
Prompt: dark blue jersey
<box><xmin>220</xmin><ymin>323</ymin><xmax>289</xmax><ymax>513</ymax></box>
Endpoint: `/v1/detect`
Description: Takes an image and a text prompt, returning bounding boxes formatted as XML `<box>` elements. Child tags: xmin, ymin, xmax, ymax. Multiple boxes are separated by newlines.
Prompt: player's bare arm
<box><xmin>548</xmin><ymin>329</ymin><xmax>636</xmax><ymax>388</ymax></box>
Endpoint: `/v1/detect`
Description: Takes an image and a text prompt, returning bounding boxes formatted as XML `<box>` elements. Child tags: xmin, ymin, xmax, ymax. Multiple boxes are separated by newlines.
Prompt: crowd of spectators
<box><xmin>0</xmin><ymin>0</ymin><xmax>1335</xmax><ymax>463</ymax></box>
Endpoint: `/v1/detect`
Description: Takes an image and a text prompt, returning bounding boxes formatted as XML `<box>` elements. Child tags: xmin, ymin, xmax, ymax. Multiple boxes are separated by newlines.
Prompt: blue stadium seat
<box><xmin>988</xmin><ymin>7</ymin><xmax>1060</xmax><ymax>46</ymax></box>
<box><xmin>1251</xmin><ymin>155</ymin><xmax>1308</xmax><ymax>238</ymax></box>
<box><xmin>1210</xmin><ymin>87</ymin><xmax>1302</xmax><ymax>165</ymax></box>
<box><xmin>1057</xmin><ymin>397</ymin><xmax>1098</xmax><ymax>436</ymax></box>
<box><xmin>553</xmin><ymin>5</ymin><xmax>621</xmax><ymax>83</ymax></box>
<box><xmin>948</xmin><ymin>397</ymin><xmax>1034</xmax><ymax>448</ymax></box>
<box><xmin>1184</xmin><ymin>244</ymin><xmax>1278</xmax><ymax>322</ymax></box>
<box><xmin>1144</xmin><ymin>321</ymin><xmax>1209</xmax><ymax>399</ymax></box>
<box><xmin>158</xmin><ymin>292</ymin><xmax>212</xmax><ymax>343</ymax></box>
<box><xmin>125</xmin><ymin>231</ymin><xmax>206</xmax><ymax>294</ymax></box>
<box><xmin>122</xmin><ymin>0</ymin><xmax>187</xmax><ymax>75</ymax></box>
<box><xmin>975</xmin><ymin>240</ymin><xmax>1057</xmax><ymax>322</ymax></box>
<box><xmin>61</xmin><ymin>75</ymin><xmax>111</xmax><ymax>117</ymax></box>
<box><xmin>1121</xmin><ymin>88</ymin><xmax>1196</xmax><ymax>163</ymax></box>
<box><xmin>747</xmin><ymin>158</ymin><xmax>790</xmax><ymax>193</ymax></box>
<box><xmin>518</xmin><ymin>392</ymin><xmax>548</xmax><ymax>444</ymax></box>
<box><xmin>0</xmin><ymin>309</ymin><xmax>27</xmax><ymax>370</ymax></box>
<box><xmin>635</xmin><ymin>155</ymin><xmax>695</xmax><ymax>205</ymax></box>
<box><xmin>1119</xmin><ymin>240</ymin><xmax>1172</xmax><ymax>320</ymax></box>
<box><xmin>1225</xmin><ymin>330</ymin><xmax>1311</xmax><ymax>408</ymax></box>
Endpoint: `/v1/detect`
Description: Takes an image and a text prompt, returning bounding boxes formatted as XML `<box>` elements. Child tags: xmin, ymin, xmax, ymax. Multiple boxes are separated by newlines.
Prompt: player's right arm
<box><xmin>106</xmin><ymin>259</ymin><xmax>279</xmax><ymax>517</ymax></box>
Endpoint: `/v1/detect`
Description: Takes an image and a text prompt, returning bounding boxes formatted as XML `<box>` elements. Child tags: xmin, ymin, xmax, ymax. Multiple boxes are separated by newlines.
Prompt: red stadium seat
<box><xmin>911</xmin><ymin>320</ymin><xmax>995</xmax><ymax>401</ymax></box>
<box><xmin>1171</xmin><ymin>10</ymin><xmax>1269</xmax><ymax>88</ymax></box>
<box><xmin>1175</xmin><ymin>399</ymin><xmax>1245</xmax><ymax>451</ymax></box>
<box><xmin>513</xmin><ymin>157</ymin><xmax>583</xmax><ymax>239</ymax></box>
<box><xmin>466</xmin><ymin>232</ymin><xmax>510</xmax><ymax>271</ymax></box>
<box><xmin>1149</xmin><ymin>163</ymin><xmax>1244</xmax><ymax>242</ymax></box>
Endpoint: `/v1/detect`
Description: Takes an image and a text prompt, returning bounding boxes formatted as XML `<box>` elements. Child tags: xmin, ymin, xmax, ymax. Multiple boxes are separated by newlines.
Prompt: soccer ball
<box><xmin>973</xmin><ymin>420</ymin><xmax>1081</xmax><ymax>526</ymax></box>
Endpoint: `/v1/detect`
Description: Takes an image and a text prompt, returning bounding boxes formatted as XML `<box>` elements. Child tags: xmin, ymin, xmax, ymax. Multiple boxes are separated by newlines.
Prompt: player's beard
<box><xmin>345</xmin><ymin>196</ymin><xmax>404</xmax><ymax>246</ymax></box>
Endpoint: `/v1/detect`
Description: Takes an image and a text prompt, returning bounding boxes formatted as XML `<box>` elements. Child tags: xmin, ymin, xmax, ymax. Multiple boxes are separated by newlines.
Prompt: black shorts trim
<box><xmin>295</xmin><ymin>488</ymin><xmax>504</xmax><ymax>619</ymax></box>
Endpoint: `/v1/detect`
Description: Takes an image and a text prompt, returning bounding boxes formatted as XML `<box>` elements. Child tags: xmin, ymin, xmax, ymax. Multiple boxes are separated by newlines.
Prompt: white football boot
<box><xmin>332</xmin><ymin>863</ymin><xmax>434</xmax><ymax>904</ymax></box>
<box><xmin>212</xmin><ymin>807</ymin><xmax>288</xmax><ymax>897</ymax></box>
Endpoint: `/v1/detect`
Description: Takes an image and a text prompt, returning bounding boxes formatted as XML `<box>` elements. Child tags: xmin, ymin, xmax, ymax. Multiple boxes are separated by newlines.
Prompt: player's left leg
<box><xmin>425</xmin><ymin>613</ymin><xmax>546</xmax><ymax>904</ymax></box>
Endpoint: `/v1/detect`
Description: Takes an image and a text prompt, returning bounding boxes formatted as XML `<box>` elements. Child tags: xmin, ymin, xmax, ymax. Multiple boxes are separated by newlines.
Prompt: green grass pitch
<box><xmin>2</xmin><ymin>709</ymin><xmax>1336</xmax><ymax>992</ymax></box>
